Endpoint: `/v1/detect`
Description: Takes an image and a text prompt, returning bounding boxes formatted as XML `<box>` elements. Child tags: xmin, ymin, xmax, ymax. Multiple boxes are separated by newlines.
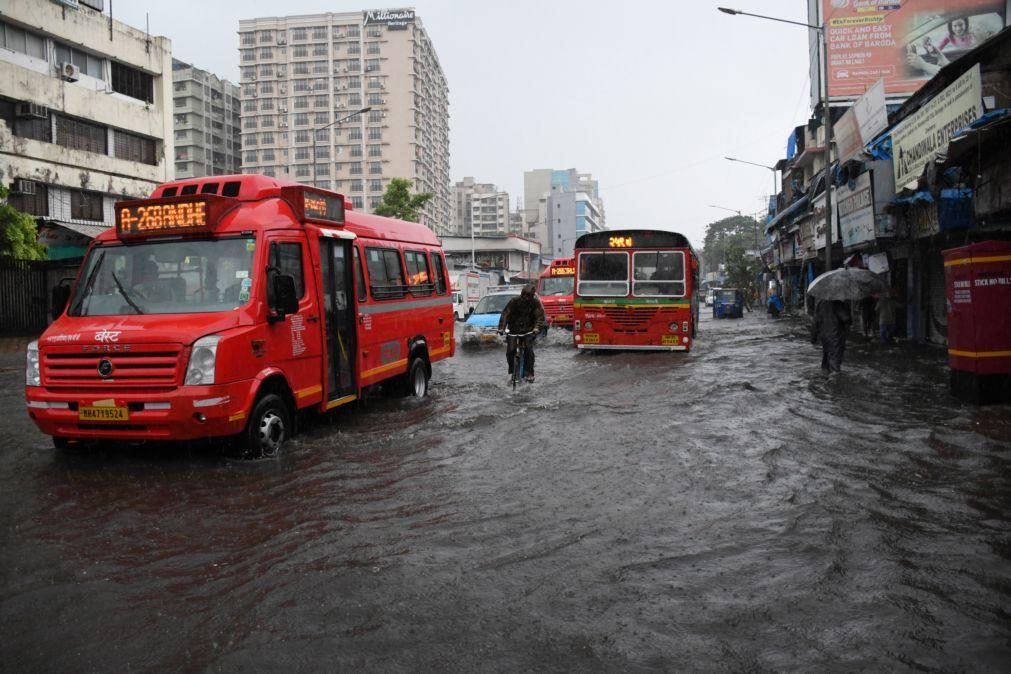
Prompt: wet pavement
<box><xmin>2</xmin><ymin>311</ymin><xmax>1009</xmax><ymax>671</ymax></box>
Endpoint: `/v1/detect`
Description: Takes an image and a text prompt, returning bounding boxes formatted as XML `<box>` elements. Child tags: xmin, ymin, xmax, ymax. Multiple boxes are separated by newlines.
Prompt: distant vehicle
<box><xmin>573</xmin><ymin>229</ymin><xmax>700</xmax><ymax>351</ymax></box>
<box><xmin>537</xmin><ymin>257</ymin><xmax>574</xmax><ymax>328</ymax></box>
<box><xmin>449</xmin><ymin>269</ymin><xmax>491</xmax><ymax>320</ymax></box>
<box><xmin>461</xmin><ymin>286</ymin><xmax>521</xmax><ymax>346</ymax></box>
<box><xmin>713</xmin><ymin>288</ymin><xmax>745</xmax><ymax>319</ymax></box>
<box><xmin>704</xmin><ymin>286</ymin><xmax>720</xmax><ymax>307</ymax></box>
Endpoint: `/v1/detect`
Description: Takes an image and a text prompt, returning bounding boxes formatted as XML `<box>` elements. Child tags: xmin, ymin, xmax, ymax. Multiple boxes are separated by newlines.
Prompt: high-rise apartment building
<box><xmin>0</xmin><ymin>0</ymin><xmax>173</xmax><ymax>259</ymax></box>
<box><xmin>524</xmin><ymin>168</ymin><xmax>606</xmax><ymax>258</ymax></box>
<box><xmin>452</xmin><ymin>177</ymin><xmax>509</xmax><ymax>237</ymax></box>
<box><xmin>172</xmin><ymin>59</ymin><xmax>241</xmax><ymax>179</ymax></box>
<box><xmin>238</xmin><ymin>9</ymin><xmax>450</xmax><ymax>234</ymax></box>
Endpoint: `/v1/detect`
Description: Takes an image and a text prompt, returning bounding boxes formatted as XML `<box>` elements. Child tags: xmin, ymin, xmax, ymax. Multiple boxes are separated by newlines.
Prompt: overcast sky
<box><xmin>114</xmin><ymin>0</ymin><xmax>814</xmax><ymax>247</ymax></box>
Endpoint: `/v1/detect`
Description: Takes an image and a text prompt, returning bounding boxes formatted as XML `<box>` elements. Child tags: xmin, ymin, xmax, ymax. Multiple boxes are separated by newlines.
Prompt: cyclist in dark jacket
<box><xmin>498</xmin><ymin>284</ymin><xmax>546</xmax><ymax>382</ymax></box>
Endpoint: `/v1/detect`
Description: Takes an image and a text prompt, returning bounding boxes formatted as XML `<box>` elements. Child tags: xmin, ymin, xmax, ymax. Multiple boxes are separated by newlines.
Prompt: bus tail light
<box><xmin>185</xmin><ymin>335</ymin><xmax>221</xmax><ymax>385</ymax></box>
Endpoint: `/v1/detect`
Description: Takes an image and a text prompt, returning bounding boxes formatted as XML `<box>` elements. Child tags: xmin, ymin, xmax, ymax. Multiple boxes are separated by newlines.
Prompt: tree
<box><xmin>701</xmin><ymin>215</ymin><xmax>761</xmax><ymax>277</ymax></box>
<box><xmin>373</xmin><ymin>178</ymin><xmax>433</xmax><ymax>222</ymax></box>
<box><xmin>0</xmin><ymin>185</ymin><xmax>47</xmax><ymax>260</ymax></box>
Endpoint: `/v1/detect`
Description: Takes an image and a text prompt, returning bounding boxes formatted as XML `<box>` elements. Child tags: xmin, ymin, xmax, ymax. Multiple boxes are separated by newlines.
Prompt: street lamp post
<box><xmin>718</xmin><ymin>7</ymin><xmax>833</xmax><ymax>273</ymax></box>
<box><xmin>312</xmin><ymin>106</ymin><xmax>372</xmax><ymax>188</ymax></box>
<box><xmin>724</xmin><ymin>157</ymin><xmax>778</xmax><ymax>203</ymax></box>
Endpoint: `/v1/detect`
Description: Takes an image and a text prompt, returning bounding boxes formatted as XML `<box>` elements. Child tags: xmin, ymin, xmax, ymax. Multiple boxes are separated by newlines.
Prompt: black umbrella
<box><xmin>807</xmin><ymin>267</ymin><xmax>887</xmax><ymax>301</ymax></box>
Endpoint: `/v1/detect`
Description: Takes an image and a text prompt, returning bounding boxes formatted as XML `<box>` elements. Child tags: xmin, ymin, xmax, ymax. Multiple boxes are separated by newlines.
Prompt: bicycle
<box><xmin>502</xmin><ymin>329</ymin><xmax>536</xmax><ymax>389</ymax></box>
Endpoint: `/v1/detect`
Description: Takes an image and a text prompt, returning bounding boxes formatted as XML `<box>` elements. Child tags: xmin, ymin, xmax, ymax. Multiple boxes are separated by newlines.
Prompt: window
<box><xmin>314</xmin><ymin>112</ymin><xmax>329</xmax><ymax>125</ymax></box>
<box><xmin>269</xmin><ymin>241</ymin><xmax>305</xmax><ymax>299</ymax></box>
<box><xmin>349</xmin><ymin>127</ymin><xmax>362</xmax><ymax>141</ymax></box>
<box><xmin>112</xmin><ymin>62</ymin><xmax>154</xmax><ymax>103</ymax></box>
<box><xmin>367</xmin><ymin>93</ymin><xmax>383</xmax><ymax>106</ymax></box>
<box><xmin>349</xmin><ymin>76</ymin><xmax>361</xmax><ymax>89</ymax></box>
<box><xmin>259</xmin><ymin>47</ymin><xmax>274</xmax><ymax>59</ymax></box>
<box><xmin>241</xmin><ymin>32</ymin><xmax>256</xmax><ymax>45</ymax></box>
<box><xmin>350</xmin><ymin>145</ymin><xmax>363</xmax><ymax>158</ymax></box>
<box><xmin>350</xmin><ymin>161</ymin><xmax>362</xmax><ymax>175</ymax></box>
<box><xmin>293</xmin><ymin>77</ymin><xmax>310</xmax><ymax>89</ymax></box>
<box><xmin>368</xmin><ymin>110</ymin><xmax>383</xmax><ymax>123</ymax></box>
<box><xmin>313</xmin><ymin>44</ymin><xmax>328</xmax><ymax>57</ymax></box>
<box><xmin>316</xmin><ymin>163</ymin><xmax>330</xmax><ymax>176</ymax></box>
<box><xmin>243</xmin><ymin>100</ymin><xmax>257</xmax><ymax>112</ymax></box>
<box><xmin>351</xmin><ymin>180</ymin><xmax>363</xmax><ymax>192</ymax></box>
<box><xmin>294</xmin><ymin>96</ymin><xmax>309</xmax><ymax>109</ymax></box>
<box><xmin>2</xmin><ymin>21</ymin><xmax>46</xmax><ymax>59</ymax></box>
<box><xmin>632</xmin><ymin>251</ymin><xmax>685</xmax><ymax>297</ymax></box>
<box><xmin>430</xmin><ymin>251</ymin><xmax>447</xmax><ymax>294</ymax></box>
<box><xmin>261</xmin><ymin>132</ymin><xmax>274</xmax><ymax>144</ymax></box>
<box><xmin>71</xmin><ymin>190</ymin><xmax>104</xmax><ymax>221</ymax></box>
<box><xmin>353</xmin><ymin>246</ymin><xmax>367</xmax><ymax>301</ymax></box>
<box><xmin>291</xmin><ymin>28</ymin><xmax>307</xmax><ymax>41</ymax></box>
<box><xmin>364</xmin><ymin>59</ymin><xmax>380</xmax><ymax>72</ymax></box>
<box><xmin>292</xmin><ymin>45</ymin><xmax>308</xmax><ymax>59</ymax></box>
<box><xmin>293</xmin><ymin>63</ymin><xmax>310</xmax><ymax>76</ymax></box>
<box><xmin>294</xmin><ymin>112</ymin><xmax>309</xmax><ymax>126</ymax></box>
<box><xmin>8</xmin><ymin>181</ymin><xmax>47</xmax><ymax>216</ymax></box>
<box><xmin>262</xmin><ymin>149</ymin><xmax>275</xmax><ymax>161</ymax></box>
<box><xmin>260</xmin><ymin>99</ymin><xmax>274</xmax><ymax>111</ymax></box>
<box><xmin>259</xmin><ymin>64</ymin><xmax>274</xmax><ymax>77</ymax></box>
<box><xmin>294</xmin><ymin>147</ymin><xmax>310</xmax><ymax>160</ymax></box>
<box><xmin>295</xmin><ymin>165</ymin><xmax>310</xmax><ymax>177</ymax></box>
<box><xmin>577</xmin><ymin>252</ymin><xmax>629</xmax><ymax>296</ymax></box>
<box><xmin>312</xmin><ymin>27</ymin><xmax>328</xmax><ymax>40</ymax></box>
<box><xmin>352</xmin><ymin>196</ymin><xmax>364</xmax><ymax>209</ymax></box>
<box><xmin>366</xmin><ymin>42</ymin><xmax>380</xmax><ymax>55</ymax></box>
<box><xmin>114</xmin><ymin>130</ymin><xmax>157</xmax><ymax>165</ymax></box>
<box><xmin>315</xmin><ymin>128</ymin><xmax>329</xmax><ymax>142</ymax></box>
<box><xmin>55</xmin><ymin>42</ymin><xmax>105</xmax><ymax>79</ymax></box>
<box><xmin>316</xmin><ymin>145</ymin><xmax>329</xmax><ymax>159</ymax></box>
<box><xmin>369</xmin><ymin>179</ymin><xmax>382</xmax><ymax>192</ymax></box>
<box><xmin>260</xmin><ymin>81</ymin><xmax>274</xmax><ymax>94</ymax></box>
<box><xmin>368</xmin><ymin>144</ymin><xmax>381</xmax><ymax>158</ymax></box>
<box><xmin>369</xmin><ymin>161</ymin><xmax>381</xmax><ymax>175</ymax></box>
<box><xmin>294</xmin><ymin>129</ymin><xmax>310</xmax><ymax>143</ymax></box>
<box><xmin>241</xmin><ymin>48</ymin><xmax>255</xmax><ymax>62</ymax></box>
<box><xmin>314</xmin><ymin>95</ymin><xmax>328</xmax><ymax>108</ymax></box>
<box><xmin>349</xmin><ymin>93</ymin><xmax>362</xmax><ymax>107</ymax></box>
<box><xmin>365</xmin><ymin>247</ymin><xmax>405</xmax><ymax>299</ymax></box>
<box><xmin>258</xmin><ymin>30</ymin><xmax>274</xmax><ymax>43</ymax></box>
<box><xmin>244</xmin><ymin>150</ymin><xmax>258</xmax><ymax>163</ymax></box>
<box><xmin>56</xmin><ymin>116</ymin><xmax>107</xmax><ymax>154</ymax></box>
<box><xmin>404</xmin><ymin>250</ymin><xmax>432</xmax><ymax>294</ymax></box>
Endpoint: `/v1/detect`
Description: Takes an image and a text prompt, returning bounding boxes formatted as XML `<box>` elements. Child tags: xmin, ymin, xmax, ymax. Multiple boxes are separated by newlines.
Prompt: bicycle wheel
<box><xmin>512</xmin><ymin>340</ymin><xmax>522</xmax><ymax>390</ymax></box>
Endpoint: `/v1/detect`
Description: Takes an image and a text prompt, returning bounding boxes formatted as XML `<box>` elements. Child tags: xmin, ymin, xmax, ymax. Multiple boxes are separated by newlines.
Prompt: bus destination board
<box><xmin>117</xmin><ymin>199</ymin><xmax>211</xmax><ymax>237</ymax></box>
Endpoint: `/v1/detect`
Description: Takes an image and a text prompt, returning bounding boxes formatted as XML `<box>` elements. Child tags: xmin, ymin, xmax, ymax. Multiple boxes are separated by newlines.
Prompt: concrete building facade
<box><xmin>451</xmin><ymin>176</ymin><xmax>509</xmax><ymax>237</ymax></box>
<box><xmin>238</xmin><ymin>9</ymin><xmax>450</xmax><ymax>234</ymax></box>
<box><xmin>172</xmin><ymin>59</ymin><xmax>241</xmax><ymax>179</ymax></box>
<box><xmin>523</xmin><ymin>168</ymin><xmax>605</xmax><ymax>258</ymax></box>
<box><xmin>0</xmin><ymin>0</ymin><xmax>174</xmax><ymax>258</ymax></box>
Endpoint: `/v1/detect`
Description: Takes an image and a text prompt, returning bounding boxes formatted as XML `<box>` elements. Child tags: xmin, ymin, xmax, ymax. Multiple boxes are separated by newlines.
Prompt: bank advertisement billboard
<box><xmin>822</xmin><ymin>0</ymin><xmax>1004</xmax><ymax>100</ymax></box>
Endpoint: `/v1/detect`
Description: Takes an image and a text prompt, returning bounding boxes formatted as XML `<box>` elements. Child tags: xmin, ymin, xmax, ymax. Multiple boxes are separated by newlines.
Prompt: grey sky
<box><xmin>115</xmin><ymin>1</ymin><xmax>813</xmax><ymax>247</ymax></box>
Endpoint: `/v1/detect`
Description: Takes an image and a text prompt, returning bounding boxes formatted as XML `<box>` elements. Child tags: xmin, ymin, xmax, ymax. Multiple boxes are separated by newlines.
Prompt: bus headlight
<box><xmin>584</xmin><ymin>321</ymin><xmax>592</xmax><ymax>331</ymax></box>
<box><xmin>185</xmin><ymin>335</ymin><xmax>221</xmax><ymax>385</ymax></box>
<box><xmin>669</xmin><ymin>322</ymin><xmax>679</xmax><ymax>332</ymax></box>
<box><xmin>26</xmin><ymin>340</ymin><xmax>40</xmax><ymax>387</ymax></box>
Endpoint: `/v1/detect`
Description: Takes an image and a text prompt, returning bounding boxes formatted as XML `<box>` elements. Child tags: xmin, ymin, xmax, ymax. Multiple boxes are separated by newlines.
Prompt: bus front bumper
<box><xmin>25</xmin><ymin>380</ymin><xmax>258</xmax><ymax>443</ymax></box>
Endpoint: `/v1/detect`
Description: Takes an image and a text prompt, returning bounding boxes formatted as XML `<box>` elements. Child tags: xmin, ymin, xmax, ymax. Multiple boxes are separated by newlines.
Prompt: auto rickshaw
<box><xmin>713</xmin><ymin>288</ymin><xmax>745</xmax><ymax>318</ymax></box>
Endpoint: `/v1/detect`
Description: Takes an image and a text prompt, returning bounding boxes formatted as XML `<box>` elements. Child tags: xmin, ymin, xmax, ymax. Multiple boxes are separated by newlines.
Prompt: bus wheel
<box><xmin>240</xmin><ymin>393</ymin><xmax>291</xmax><ymax>458</ymax></box>
<box><xmin>405</xmin><ymin>357</ymin><xmax>429</xmax><ymax>397</ymax></box>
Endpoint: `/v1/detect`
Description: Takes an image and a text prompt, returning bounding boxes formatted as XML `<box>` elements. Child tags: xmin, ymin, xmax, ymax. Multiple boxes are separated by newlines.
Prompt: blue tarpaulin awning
<box><xmin>765</xmin><ymin>195</ymin><xmax>809</xmax><ymax>234</ymax></box>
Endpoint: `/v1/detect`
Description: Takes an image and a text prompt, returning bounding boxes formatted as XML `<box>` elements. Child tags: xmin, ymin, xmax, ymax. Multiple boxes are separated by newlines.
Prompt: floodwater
<box><xmin>2</xmin><ymin>311</ymin><xmax>1009</xmax><ymax>671</ymax></box>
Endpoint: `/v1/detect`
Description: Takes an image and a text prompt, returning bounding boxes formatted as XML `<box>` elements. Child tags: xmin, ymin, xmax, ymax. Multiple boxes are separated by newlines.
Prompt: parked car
<box><xmin>461</xmin><ymin>286</ymin><xmax>521</xmax><ymax>346</ymax></box>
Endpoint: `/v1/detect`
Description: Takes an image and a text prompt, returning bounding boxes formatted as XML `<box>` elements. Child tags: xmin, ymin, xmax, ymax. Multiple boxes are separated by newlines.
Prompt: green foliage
<box><xmin>702</xmin><ymin>215</ymin><xmax>761</xmax><ymax>275</ymax></box>
<box><xmin>0</xmin><ymin>185</ymin><xmax>47</xmax><ymax>260</ymax></box>
<box><xmin>373</xmin><ymin>178</ymin><xmax>433</xmax><ymax>222</ymax></box>
<box><xmin>723</xmin><ymin>243</ymin><xmax>759</xmax><ymax>295</ymax></box>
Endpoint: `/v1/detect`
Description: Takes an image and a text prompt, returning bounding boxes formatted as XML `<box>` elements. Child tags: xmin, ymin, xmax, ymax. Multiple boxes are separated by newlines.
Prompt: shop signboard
<box><xmin>812</xmin><ymin>191</ymin><xmax>838</xmax><ymax>250</ymax></box>
<box><xmin>892</xmin><ymin>64</ymin><xmax>983</xmax><ymax>188</ymax></box>
<box><xmin>820</xmin><ymin>0</ymin><xmax>1004</xmax><ymax>101</ymax></box>
<box><xmin>837</xmin><ymin>172</ymin><xmax>875</xmax><ymax>248</ymax></box>
<box><xmin>908</xmin><ymin>201</ymin><xmax>939</xmax><ymax>238</ymax></box>
<box><xmin>835</xmin><ymin>78</ymin><xmax>889</xmax><ymax>162</ymax></box>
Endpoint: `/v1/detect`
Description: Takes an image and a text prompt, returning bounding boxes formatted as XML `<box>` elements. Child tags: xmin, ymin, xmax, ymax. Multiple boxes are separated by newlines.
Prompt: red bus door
<box><xmin>319</xmin><ymin>237</ymin><xmax>357</xmax><ymax>404</ymax></box>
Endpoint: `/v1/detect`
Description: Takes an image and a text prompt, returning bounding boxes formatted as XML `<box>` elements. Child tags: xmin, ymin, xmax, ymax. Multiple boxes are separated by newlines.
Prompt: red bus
<box><xmin>572</xmin><ymin>229</ymin><xmax>699</xmax><ymax>351</ymax></box>
<box><xmin>25</xmin><ymin>175</ymin><xmax>454</xmax><ymax>456</ymax></box>
<box><xmin>536</xmin><ymin>257</ymin><xmax>575</xmax><ymax>327</ymax></box>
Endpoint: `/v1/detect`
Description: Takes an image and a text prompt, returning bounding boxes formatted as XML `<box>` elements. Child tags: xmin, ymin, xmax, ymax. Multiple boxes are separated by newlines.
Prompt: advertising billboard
<box><xmin>821</xmin><ymin>0</ymin><xmax>1004</xmax><ymax>101</ymax></box>
<box><xmin>891</xmin><ymin>63</ymin><xmax>983</xmax><ymax>188</ymax></box>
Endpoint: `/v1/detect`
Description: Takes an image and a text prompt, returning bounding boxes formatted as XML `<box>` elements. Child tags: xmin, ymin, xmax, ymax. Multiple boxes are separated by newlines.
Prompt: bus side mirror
<box><xmin>268</xmin><ymin>274</ymin><xmax>298</xmax><ymax>322</ymax></box>
<box><xmin>51</xmin><ymin>280</ymin><xmax>73</xmax><ymax>320</ymax></box>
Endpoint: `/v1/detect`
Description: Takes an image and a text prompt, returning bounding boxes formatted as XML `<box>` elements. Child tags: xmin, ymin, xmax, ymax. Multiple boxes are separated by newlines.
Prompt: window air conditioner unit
<box><xmin>15</xmin><ymin>103</ymin><xmax>48</xmax><ymax>119</ymax></box>
<box><xmin>279</xmin><ymin>106</ymin><xmax>287</xmax><ymax>113</ymax></box>
<box><xmin>59</xmin><ymin>62</ymin><xmax>81</xmax><ymax>82</ymax></box>
<box><xmin>252</xmin><ymin>91</ymin><xmax>258</xmax><ymax>98</ymax></box>
<box><xmin>277</xmin><ymin>38</ymin><xmax>287</xmax><ymax>45</ymax></box>
<box><xmin>12</xmin><ymin>179</ymin><xmax>37</xmax><ymax>195</ymax></box>
<box><xmin>276</xmin><ymin>71</ymin><xmax>284</xmax><ymax>78</ymax></box>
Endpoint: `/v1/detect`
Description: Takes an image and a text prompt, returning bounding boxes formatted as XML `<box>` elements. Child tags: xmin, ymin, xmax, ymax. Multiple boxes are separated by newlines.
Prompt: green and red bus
<box><xmin>572</xmin><ymin>229</ymin><xmax>699</xmax><ymax>351</ymax></box>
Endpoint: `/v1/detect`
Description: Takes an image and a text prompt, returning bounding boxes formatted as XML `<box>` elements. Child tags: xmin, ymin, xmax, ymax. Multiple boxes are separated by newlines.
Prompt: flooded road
<box><xmin>2</xmin><ymin>311</ymin><xmax>1010</xmax><ymax>671</ymax></box>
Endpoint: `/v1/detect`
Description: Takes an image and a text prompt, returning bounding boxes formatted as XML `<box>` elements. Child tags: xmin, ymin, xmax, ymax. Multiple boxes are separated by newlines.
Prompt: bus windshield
<box><xmin>632</xmin><ymin>251</ymin><xmax>685</xmax><ymax>297</ymax></box>
<box><xmin>539</xmin><ymin>276</ymin><xmax>573</xmax><ymax>296</ymax></box>
<box><xmin>69</xmin><ymin>237</ymin><xmax>257</xmax><ymax>316</ymax></box>
<box><xmin>578</xmin><ymin>251</ymin><xmax>628</xmax><ymax>296</ymax></box>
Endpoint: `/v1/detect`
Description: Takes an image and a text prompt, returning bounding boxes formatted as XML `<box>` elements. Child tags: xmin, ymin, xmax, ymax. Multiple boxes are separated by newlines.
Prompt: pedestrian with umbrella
<box><xmin>807</xmin><ymin>268</ymin><xmax>887</xmax><ymax>374</ymax></box>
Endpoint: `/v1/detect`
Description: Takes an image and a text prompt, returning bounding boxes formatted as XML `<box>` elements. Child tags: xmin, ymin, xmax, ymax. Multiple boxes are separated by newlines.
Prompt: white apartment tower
<box><xmin>452</xmin><ymin>176</ymin><xmax>509</xmax><ymax>237</ymax></box>
<box><xmin>238</xmin><ymin>9</ymin><xmax>450</xmax><ymax>234</ymax></box>
<box><xmin>172</xmin><ymin>59</ymin><xmax>242</xmax><ymax>179</ymax></box>
<box><xmin>0</xmin><ymin>0</ymin><xmax>173</xmax><ymax>258</ymax></box>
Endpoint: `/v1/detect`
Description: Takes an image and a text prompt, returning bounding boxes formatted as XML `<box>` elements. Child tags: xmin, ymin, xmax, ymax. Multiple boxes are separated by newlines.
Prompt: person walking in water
<box><xmin>875</xmin><ymin>290</ymin><xmax>897</xmax><ymax>344</ymax></box>
<box><xmin>812</xmin><ymin>299</ymin><xmax>852</xmax><ymax>374</ymax></box>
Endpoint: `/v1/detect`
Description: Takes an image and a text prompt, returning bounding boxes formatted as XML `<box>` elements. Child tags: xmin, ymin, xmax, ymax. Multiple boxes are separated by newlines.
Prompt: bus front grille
<box><xmin>602</xmin><ymin>306</ymin><xmax>657</xmax><ymax>333</ymax></box>
<box><xmin>43</xmin><ymin>345</ymin><xmax>185</xmax><ymax>387</ymax></box>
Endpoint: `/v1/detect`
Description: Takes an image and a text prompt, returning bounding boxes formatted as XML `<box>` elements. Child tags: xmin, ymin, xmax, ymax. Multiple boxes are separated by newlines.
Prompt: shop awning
<box><xmin>43</xmin><ymin>220</ymin><xmax>110</xmax><ymax>239</ymax></box>
<box><xmin>892</xmin><ymin>190</ymin><xmax>934</xmax><ymax>205</ymax></box>
<box><xmin>764</xmin><ymin>195</ymin><xmax>809</xmax><ymax>234</ymax></box>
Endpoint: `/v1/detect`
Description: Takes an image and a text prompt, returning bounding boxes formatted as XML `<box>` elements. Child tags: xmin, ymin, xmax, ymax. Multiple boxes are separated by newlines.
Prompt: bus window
<box><xmin>578</xmin><ymin>251</ymin><xmax>628</xmax><ymax>296</ymax></box>
<box><xmin>430</xmin><ymin>251</ymin><xmax>447</xmax><ymax>294</ymax></box>
<box><xmin>632</xmin><ymin>251</ymin><xmax>685</xmax><ymax>297</ymax></box>
<box><xmin>269</xmin><ymin>242</ymin><xmax>305</xmax><ymax>298</ymax></box>
<box><xmin>366</xmin><ymin>246</ymin><xmax>405</xmax><ymax>299</ymax></box>
<box><xmin>353</xmin><ymin>245</ymin><xmax>367</xmax><ymax>301</ymax></box>
<box><xmin>404</xmin><ymin>250</ymin><xmax>433</xmax><ymax>295</ymax></box>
